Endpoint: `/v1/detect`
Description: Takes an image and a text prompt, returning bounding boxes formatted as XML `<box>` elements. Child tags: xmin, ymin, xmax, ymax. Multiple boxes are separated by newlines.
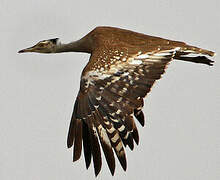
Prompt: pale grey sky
<box><xmin>1</xmin><ymin>0</ymin><xmax>219</xmax><ymax>180</ymax></box>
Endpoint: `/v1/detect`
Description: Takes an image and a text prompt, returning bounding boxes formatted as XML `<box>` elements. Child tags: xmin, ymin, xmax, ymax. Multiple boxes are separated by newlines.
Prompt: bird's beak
<box><xmin>18</xmin><ymin>46</ymin><xmax>36</xmax><ymax>53</ymax></box>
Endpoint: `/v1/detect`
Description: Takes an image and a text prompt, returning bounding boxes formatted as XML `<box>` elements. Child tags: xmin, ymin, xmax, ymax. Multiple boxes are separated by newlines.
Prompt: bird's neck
<box><xmin>54</xmin><ymin>37</ymin><xmax>92</xmax><ymax>53</ymax></box>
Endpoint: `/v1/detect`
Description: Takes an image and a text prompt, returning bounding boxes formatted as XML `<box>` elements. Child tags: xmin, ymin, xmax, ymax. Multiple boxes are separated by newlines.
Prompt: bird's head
<box><xmin>18</xmin><ymin>38</ymin><xmax>60</xmax><ymax>53</ymax></box>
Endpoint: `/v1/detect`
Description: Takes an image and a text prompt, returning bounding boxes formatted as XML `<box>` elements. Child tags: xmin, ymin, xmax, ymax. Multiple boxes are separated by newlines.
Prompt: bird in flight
<box><xmin>18</xmin><ymin>26</ymin><xmax>215</xmax><ymax>176</ymax></box>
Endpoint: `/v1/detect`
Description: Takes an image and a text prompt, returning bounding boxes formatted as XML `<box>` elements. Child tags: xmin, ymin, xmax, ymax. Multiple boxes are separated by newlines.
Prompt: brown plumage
<box><xmin>18</xmin><ymin>26</ymin><xmax>215</xmax><ymax>176</ymax></box>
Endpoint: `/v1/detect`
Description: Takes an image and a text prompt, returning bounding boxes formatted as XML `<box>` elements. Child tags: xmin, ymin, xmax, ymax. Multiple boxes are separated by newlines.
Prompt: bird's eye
<box><xmin>38</xmin><ymin>41</ymin><xmax>49</xmax><ymax>47</ymax></box>
<box><xmin>38</xmin><ymin>43</ymin><xmax>44</xmax><ymax>47</ymax></box>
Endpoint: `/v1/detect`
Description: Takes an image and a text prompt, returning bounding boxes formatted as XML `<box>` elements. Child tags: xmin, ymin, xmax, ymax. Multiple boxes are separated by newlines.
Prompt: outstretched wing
<box><xmin>67</xmin><ymin>46</ymin><xmax>181</xmax><ymax>176</ymax></box>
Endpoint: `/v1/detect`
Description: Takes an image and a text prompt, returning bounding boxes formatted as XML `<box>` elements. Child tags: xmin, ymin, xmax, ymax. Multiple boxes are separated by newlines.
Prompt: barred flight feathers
<box><xmin>67</xmin><ymin>47</ymin><xmax>177</xmax><ymax>175</ymax></box>
<box><xmin>86</xmin><ymin>115</ymin><xmax>102</xmax><ymax>176</ymax></box>
<box><xmin>66</xmin><ymin>27</ymin><xmax>215</xmax><ymax>176</ymax></box>
<box><xmin>93</xmin><ymin>112</ymin><xmax>115</xmax><ymax>175</ymax></box>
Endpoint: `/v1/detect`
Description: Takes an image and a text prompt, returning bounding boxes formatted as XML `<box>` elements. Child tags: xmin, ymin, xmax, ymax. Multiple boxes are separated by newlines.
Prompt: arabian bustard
<box><xmin>19</xmin><ymin>26</ymin><xmax>215</xmax><ymax>176</ymax></box>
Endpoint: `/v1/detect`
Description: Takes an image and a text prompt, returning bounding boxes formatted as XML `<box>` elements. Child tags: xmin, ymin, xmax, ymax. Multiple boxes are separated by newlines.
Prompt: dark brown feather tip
<box><xmin>134</xmin><ymin>110</ymin><xmax>145</xmax><ymax>126</ymax></box>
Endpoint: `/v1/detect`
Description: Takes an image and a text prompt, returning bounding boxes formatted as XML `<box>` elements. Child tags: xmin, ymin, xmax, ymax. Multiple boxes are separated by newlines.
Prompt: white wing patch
<box><xmin>135</xmin><ymin>54</ymin><xmax>150</xmax><ymax>59</ymax></box>
<box><xmin>129</xmin><ymin>59</ymin><xmax>143</xmax><ymax>65</ymax></box>
<box><xmin>83</xmin><ymin>70</ymin><xmax>111</xmax><ymax>80</ymax></box>
<box><xmin>154</xmin><ymin>52</ymin><xmax>172</xmax><ymax>56</ymax></box>
<box><xmin>82</xmin><ymin>70</ymin><xmax>111</xmax><ymax>89</ymax></box>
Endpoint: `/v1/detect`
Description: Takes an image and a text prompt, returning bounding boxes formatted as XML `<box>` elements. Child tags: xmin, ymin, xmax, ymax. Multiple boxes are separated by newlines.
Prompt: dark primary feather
<box><xmin>134</xmin><ymin>109</ymin><xmax>145</xmax><ymax>126</ymax></box>
<box><xmin>82</xmin><ymin>121</ymin><xmax>92</xmax><ymax>169</ymax></box>
<box><xmin>73</xmin><ymin>119</ymin><xmax>82</xmax><ymax>161</ymax></box>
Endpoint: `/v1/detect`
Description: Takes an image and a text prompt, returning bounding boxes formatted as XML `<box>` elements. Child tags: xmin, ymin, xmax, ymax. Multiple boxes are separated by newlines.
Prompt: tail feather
<box><xmin>175</xmin><ymin>56</ymin><xmax>214</xmax><ymax>66</ymax></box>
<box><xmin>184</xmin><ymin>46</ymin><xmax>215</xmax><ymax>57</ymax></box>
<box><xmin>175</xmin><ymin>45</ymin><xmax>215</xmax><ymax>66</ymax></box>
<box><xmin>197</xmin><ymin>48</ymin><xmax>215</xmax><ymax>57</ymax></box>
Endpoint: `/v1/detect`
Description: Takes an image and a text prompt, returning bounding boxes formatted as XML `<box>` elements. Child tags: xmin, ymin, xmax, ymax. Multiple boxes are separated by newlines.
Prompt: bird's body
<box><xmin>19</xmin><ymin>26</ymin><xmax>215</xmax><ymax>176</ymax></box>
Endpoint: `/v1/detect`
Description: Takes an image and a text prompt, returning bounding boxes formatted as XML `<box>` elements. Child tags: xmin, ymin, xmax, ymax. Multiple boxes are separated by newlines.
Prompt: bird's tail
<box><xmin>174</xmin><ymin>45</ymin><xmax>215</xmax><ymax>66</ymax></box>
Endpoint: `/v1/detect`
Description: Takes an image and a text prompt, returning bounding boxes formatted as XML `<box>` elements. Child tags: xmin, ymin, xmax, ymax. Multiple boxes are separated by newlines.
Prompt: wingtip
<box><xmin>134</xmin><ymin>109</ymin><xmax>145</xmax><ymax>127</ymax></box>
<box><xmin>95</xmin><ymin>168</ymin><xmax>101</xmax><ymax>177</ymax></box>
<box><xmin>67</xmin><ymin>141</ymin><xmax>73</xmax><ymax>148</ymax></box>
<box><xmin>85</xmin><ymin>163</ymin><xmax>90</xmax><ymax>170</ymax></box>
<box><xmin>121</xmin><ymin>160</ymin><xmax>127</xmax><ymax>171</ymax></box>
<box><xmin>73</xmin><ymin>156</ymin><xmax>80</xmax><ymax>162</ymax></box>
<box><xmin>110</xmin><ymin>167</ymin><xmax>115</xmax><ymax>176</ymax></box>
<box><xmin>118</xmin><ymin>152</ymin><xmax>127</xmax><ymax>172</ymax></box>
